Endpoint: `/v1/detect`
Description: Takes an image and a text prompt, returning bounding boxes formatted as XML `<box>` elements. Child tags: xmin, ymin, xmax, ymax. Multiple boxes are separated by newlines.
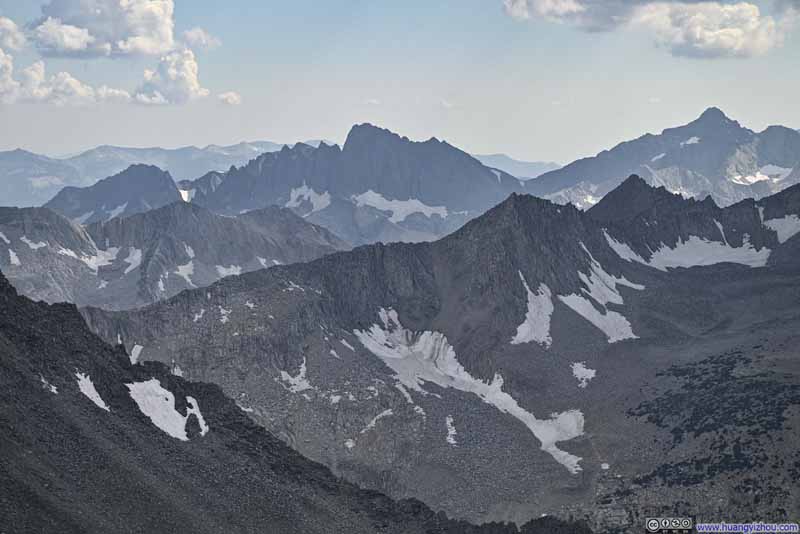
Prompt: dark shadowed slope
<box><xmin>0</xmin><ymin>269</ymin><xmax>591</xmax><ymax>534</ymax></box>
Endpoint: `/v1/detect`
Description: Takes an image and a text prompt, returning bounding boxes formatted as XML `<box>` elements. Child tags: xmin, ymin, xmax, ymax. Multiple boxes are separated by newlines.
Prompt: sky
<box><xmin>0</xmin><ymin>0</ymin><xmax>798</xmax><ymax>164</ymax></box>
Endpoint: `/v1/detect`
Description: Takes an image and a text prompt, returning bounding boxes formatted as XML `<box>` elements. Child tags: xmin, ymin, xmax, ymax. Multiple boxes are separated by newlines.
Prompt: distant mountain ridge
<box><xmin>185</xmin><ymin>123</ymin><xmax>527</xmax><ymax>245</ymax></box>
<box><xmin>0</xmin><ymin>201</ymin><xmax>347</xmax><ymax>310</ymax></box>
<box><xmin>473</xmin><ymin>153</ymin><xmax>560</xmax><ymax>179</ymax></box>
<box><xmin>44</xmin><ymin>164</ymin><xmax>183</xmax><ymax>224</ymax></box>
<box><xmin>529</xmin><ymin>107</ymin><xmax>800</xmax><ymax>209</ymax></box>
<box><xmin>0</xmin><ymin>139</ymin><xmax>328</xmax><ymax>207</ymax></box>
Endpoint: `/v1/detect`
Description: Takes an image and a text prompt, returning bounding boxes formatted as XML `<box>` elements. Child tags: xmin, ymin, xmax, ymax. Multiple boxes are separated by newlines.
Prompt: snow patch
<box><xmin>445</xmin><ymin>415</ymin><xmax>458</xmax><ymax>445</ymax></box>
<box><xmin>680</xmin><ymin>136</ymin><xmax>700</xmax><ymax>146</ymax></box>
<box><xmin>571</xmin><ymin>362</ymin><xmax>596</xmax><ymax>388</ymax></box>
<box><xmin>646</xmin><ymin>235</ymin><xmax>769</xmax><ymax>270</ymax></box>
<box><xmin>344</xmin><ymin>439</ymin><xmax>356</xmax><ymax>449</ymax></box>
<box><xmin>8</xmin><ymin>249</ymin><xmax>20</xmax><ymax>265</ymax></box>
<box><xmin>20</xmin><ymin>236</ymin><xmax>46</xmax><ymax>250</ymax></box>
<box><xmin>216</xmin><ymin>264</ymin><xmax>242</xmax><ymax>277</ymax></box>
<box><xmin>193</xmin><ymin>308</ymin><xmax>205</xmax><ymax>322</ymax></box>
<box><xmin>557</xmin><ymin>244</ymin><xmax>643</xmax><ymax>343</ymax></box>
<box><xmin>40</xmin><ymin>375</ymin><xmax>57</xmax><ymax>394</ymax></box>
<box><xmin>123</xmin><ymin>247</ymin><xmax>142</xmax><ymax>275</ymax></box>
<box><xmin>75</xmin><ymin>372</ymin><xmax>110</xmax><ymax>411</ymax></box>
<box><xmin>74</xmin><ymin>211</ymin><xmax>94</xmax><ymax>225</ymax></box>
<box><xmin>280</xmin><ymin>358</ymin><xmax>314</xmax><ymax>393</ymax></box>
<box><xmin>351</xmin><ymin>190</ymin><xmax>448</xmax><ymax>223</ymax></box>
<box><xmin>361</xmin><ymin>409</ymin><xmax>394</xmax><ymax>434</ymax></box>
<box><xmin>179</xmin><ymin>189</ymin><xmax>195</xmax><ymax>202</ymax></box>
<box><xmin>764</xmin><ymin>215</ymin><xmax>800</xmax><ymax>244</ymax></box>
<box><xmin>606</xmin><ymin>230</ymin><xmax>770</xmax><ymax>271</ymax></box>
<box><xmin>340</xmin><ymin>339</ymin><xmax>356</xmax><ymax>352</ymax></box>
<box><xmin>126</xmin><ymin>379</ymin><xmax>209</xmax><ymax>441</ymax></box>
<box><xmin>510</xmin><ymin>271</ymin><xmax>553</xmax><ymax>348</ymax></box>
<box><xmin>175</xmin><ymin>260</ymin><xmax>195</xmax><ymax>287</ymax></box>
<box><xmin>651</xmin><ymin>153</ymin><xmax>666</xmax><ymax>162</ymax></box>
<box><xmin>354</xmin><ymin>308</ymin><xmax>585</xmax><ymax>473</ymax></box>
<box><xmin>285</xmin><ymin>183</ymin><xmax>331</xmax><ymax>215</ymax></box>
<box><xmin>130</xmin><ymin>345</ymin><xmax>144</xmax><ymax>365</ymax></box>
<box><xmin>218</xmin><ymin>306</ymin><xmax>231</xmax><ymax>324</ymax></box>
<box><xmin>0</xmin><ymin>231</ymin><xmax>9</xmax><ymax>244</ymax></box>
<box><xmin>244</xmin><ymin>301</ymin><xmax>255</xmax><ymax>309</ymax></box>
<box><xmin>106</xmin><ymin>202</ymin><xmax>128</xmax><ymax>220</ymax></box>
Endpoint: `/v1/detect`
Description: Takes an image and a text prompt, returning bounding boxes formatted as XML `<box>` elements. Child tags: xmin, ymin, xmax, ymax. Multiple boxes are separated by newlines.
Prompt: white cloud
<box><xmin>32</xmin><ymin>0</ymin><xmax>175</xmax><ymax>57</ymax></box>
<box><xmin>20</xmin><ymin>60</ymin><xmax>131</xmax><ymax>105</ymax></box>
<box><xmin>366</xmin><ymin>98</ymin><xmax>381</xmax><ymax>105</ymax></box>
<box><xmin>441</xmin><ymin>99</ymin><xmax>456</xmax><ymax>109</ymax></box>
<box><xmin>33</xmin><ymin>17</ymin><xmax>101</xmax><ymax>55</ymax></box>
<box><xmin>504</xmin><ymin>0</ymin><xmax>790</xmax><ymax>58</ymax></box>
<box><xmin>217</xmin><ymin>91</ymin><xmax>242</xmax><ymax>105</ymax></box>
<box><xmin>0</xmin><ymin>17</ymin><xmax>26</xmax><ymax>50</ymax></box>
<box><xmin>504</xmin><ymin>0</ymin><xmax>585</xmax><ymax>20</ymax></box>
<box><xmin>183</xmin><ymin>27</ymin><xmax>221</xmax><ymax>50</ymax></box>
<box><xmin>0</xmin><ymin>51</ymin><xmax>129</xmax><ymax>106</ymax></box>
<box><xmin>134</xmin><ymin>48</ymin><xmax>209</xmax><ymax>105</ymax></box>
<box><xmin>632</xmin><ymin>2</ymin><xmax>782</xmax><ymax>58</ymax></box>
<box><xmin>0</xmin><ymin>48</ymin><xmax>21</xmax><ymax>103</ymax></box>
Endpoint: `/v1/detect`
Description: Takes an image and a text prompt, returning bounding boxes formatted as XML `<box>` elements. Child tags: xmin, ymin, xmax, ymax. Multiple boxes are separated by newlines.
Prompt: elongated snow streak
<box><xmin>445</xmin><ymin>415</ymin><xmax>458</xmax><ymax>445</ymax></box>
<box><xmin>351</xmin><ymin>190</ymin><xmax>448</xmax><ymax>223</ymax></box>
<box><xmin>557</xmin><ymin>243</ymin><xmax>644</xmax><ymax>343</ymax></box>
<box><xmin>604</xmin><ymin>229</ymin><xmax>770</xmax><ymax>271</ymax></box>
<box><xmin>355</xmin><ymin>308</ymin><xmax>585</xmax><ymax>473</ymax></box>
<box><xmin>511</xmin><ymin>271</ymin><xmax>553</xmax><ymax>348</ymax></box>
<box><xmin>75</xmin><ymin>372</ymin><xmax>110</xmax><ymax>411</ymax></box>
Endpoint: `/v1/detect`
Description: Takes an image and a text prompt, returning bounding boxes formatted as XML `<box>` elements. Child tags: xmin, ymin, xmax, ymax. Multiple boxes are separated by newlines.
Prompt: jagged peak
<box><xmin>587</xmin><ymin>175</ymin><xmax>684</xmax><ymax>223</ymax></box>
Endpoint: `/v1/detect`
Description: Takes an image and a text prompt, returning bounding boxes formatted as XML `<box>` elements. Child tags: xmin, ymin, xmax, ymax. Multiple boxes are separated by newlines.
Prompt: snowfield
<box><xmin>355</xmin><ymin>308</ymin><xmax>585</xmax><ymax>473</ymax></box>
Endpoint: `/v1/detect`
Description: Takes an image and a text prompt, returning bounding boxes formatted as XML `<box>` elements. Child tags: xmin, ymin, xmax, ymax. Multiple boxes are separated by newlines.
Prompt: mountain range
<box><xmin>0</xmin><ymin>268</ymin><xmax>592</xmax><ymax>534</ymax></box>
<box><xmin>530</xmin><ymin>107</ymin><xmax>800</xmax><ymax>209</ymax></box>
<box><xmin>0</xmin><ymin>201</ymin><xmax>346</xmax><ymax>310</ymax></box>
<box><xmin>80</xmin><ymin>176</ymin><xmax>800</xmax><ymax>531</ymax></box>
<box><xmin>0</xmin><ymin>140</ymin><xmax>326</xmax><ymax>208</ymax></box>
<box><xmin>184</xmin><ymin>124</ymin><xmax>525</xmax><ymax>245</ymax></box>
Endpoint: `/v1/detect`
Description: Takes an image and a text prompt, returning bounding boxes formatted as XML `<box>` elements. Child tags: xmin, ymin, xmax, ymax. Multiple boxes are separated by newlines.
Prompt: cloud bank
<box><xmin>503</xmin><ymin>0</ymin><xmax>793</xmax><ymax>58</ymax></box>
<box><xmin>0</xmin><ymin>1</ymin><xmax>235</xmax><ymax>107</ymax></box>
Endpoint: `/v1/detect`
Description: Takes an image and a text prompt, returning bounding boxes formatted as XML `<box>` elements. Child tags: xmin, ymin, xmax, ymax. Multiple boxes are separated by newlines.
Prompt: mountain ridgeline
<box><xmin>81</xmin><ymin>176</ymin><xmax>800</xmax><ymax>530</ymax></box>
<box><xmin>531</xmin><ymin>107</ymin><xmax>800</xmax><ymax>209</ymax></box>
<box><xmin>0</xmin><ymin>201</ymin><xmax>347</xmax><ymax>310</ymax></box>
<box><xmin>183</xmin><ymin>124</ymin><xmax>525</xmax><ymax>245</ymax></box>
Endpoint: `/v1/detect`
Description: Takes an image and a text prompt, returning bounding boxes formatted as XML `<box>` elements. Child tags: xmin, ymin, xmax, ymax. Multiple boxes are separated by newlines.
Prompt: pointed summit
<box><xmin>587</xmin><ymin>175</ymin><xmax>678</xmax><ymax>223</ymax></box>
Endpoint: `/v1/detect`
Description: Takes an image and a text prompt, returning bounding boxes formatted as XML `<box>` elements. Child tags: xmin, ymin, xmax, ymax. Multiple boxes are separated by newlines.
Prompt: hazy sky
<box><xmin>0</xmin><ymin>0</ymin><xmax>798</xmax><ymax>163</ymax></box>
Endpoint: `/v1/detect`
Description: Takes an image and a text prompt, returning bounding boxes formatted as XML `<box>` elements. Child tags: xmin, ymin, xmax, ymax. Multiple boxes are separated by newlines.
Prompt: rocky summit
<box><xmin>530</xmin><ymin>108</ymin><xmax>800</xmax><ymax>209</ymax></box>
<box><xmin>81</xmin><ymin>176</ymin><xmax>800</xmax><ymax>532</ymax></box>
<box><xmin>184</xmin><ymin>124</ymin><xmax>526</xmax><ymax>245</ymax></box>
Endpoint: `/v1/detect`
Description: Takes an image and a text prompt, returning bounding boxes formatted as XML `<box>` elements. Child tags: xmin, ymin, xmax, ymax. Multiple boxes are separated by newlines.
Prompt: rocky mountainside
<box><xmin>186</xmin><ymin>124</ymin><xmax>526</xmax><ymax>245</ymax></box>
<box><xmin>530</xmin><ymin>108</ymin><xmax>800</xmax><ymax>209</ymax></box>
<box><xmin>473</xmin><ymin>153</ymin><xmax>561</xmax><ymax>180</ymax></box>
<box><xmin>0</xmin><ymin>270</ymin><xmax>592</xmax><ymax>534</ymax></box>
<box><xmin>82</xmin><ymin>176</ymin><xmax>800</xmax><ymax>531</ymax></box>
<box><xmin>0</xmin><ymin>141</ymin><xmax>330</xmax><ymax>208</ymax></box>
<box><xmin>44</xmin><ymin>164</ymin><xmax>183</xmax><ymax>224</ymax></box>
<box><xmin>0</xmin><ymin>202</ymin><xmax>347</xmax><ymax>310</ymax></box>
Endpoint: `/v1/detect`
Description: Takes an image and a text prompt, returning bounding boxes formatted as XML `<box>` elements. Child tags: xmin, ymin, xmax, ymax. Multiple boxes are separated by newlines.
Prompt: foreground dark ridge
<box><xmin>0</xmin><ymin>270</ymin><xmax>591</xmax><ymax>534</ymax></box>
